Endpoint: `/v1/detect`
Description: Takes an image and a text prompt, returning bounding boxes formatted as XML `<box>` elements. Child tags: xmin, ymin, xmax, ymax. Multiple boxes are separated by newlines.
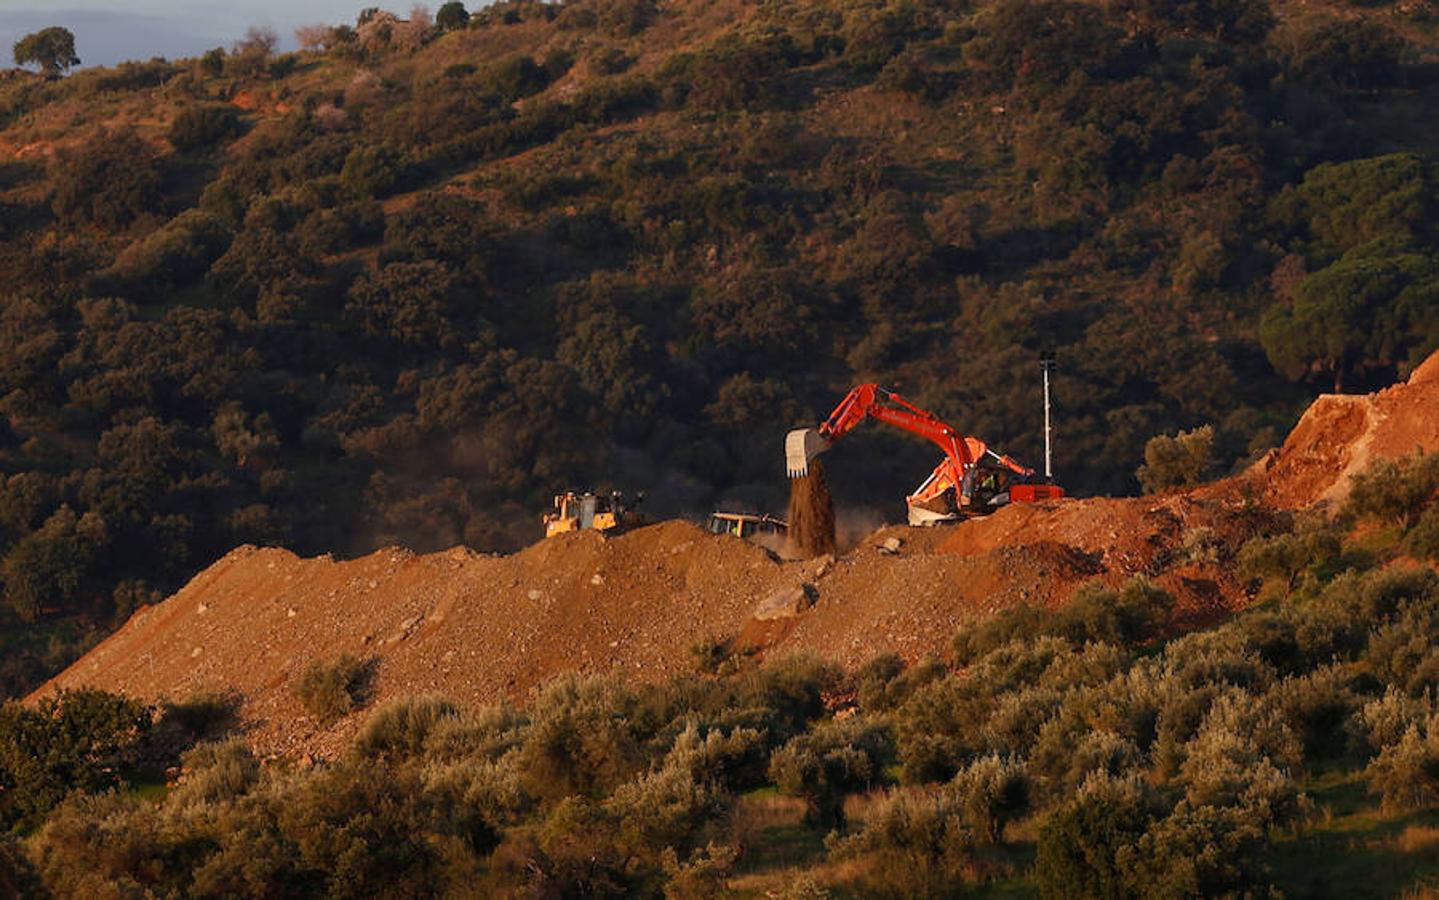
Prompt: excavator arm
<box><xmin>786</xmin><ymin>383</ymin><xmax>1058</xmax><ymax>524</ymax></box>
<box><xmin>786</xmin><ymin>384</ymin><xmax>1033</xmax><ymax>480</ymax></box>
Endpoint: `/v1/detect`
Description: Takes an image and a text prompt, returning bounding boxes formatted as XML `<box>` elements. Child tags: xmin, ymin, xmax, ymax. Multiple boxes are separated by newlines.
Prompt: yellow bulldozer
<box><xmin>543</xmin><ymin>490</ymin><xmax>645</xmax><ymax>538</ymax></box>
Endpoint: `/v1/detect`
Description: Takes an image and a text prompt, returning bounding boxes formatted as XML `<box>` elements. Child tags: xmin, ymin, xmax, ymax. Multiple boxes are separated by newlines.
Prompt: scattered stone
<box><xmin>191</xmin><ymin>646</ymin><xmax>203</xmax><ymax>658</ymax></box>
<box><xmin>810</xmin><ymin>554</ymin><xmax>835</xmax><ymax>579</ymax></box>
<box><xmin>286</xmin><ymin>607</ymin><xmax>297</xmax><ymax>618</ymax></box>
<box><xmin>879</xmin><ymin>537</ymin><xmax>903</xmax><ymax>555</ymax></box>
<box><xmin>527</xmin><ymin>589</ymin><xmax>543</xmax><ymax>600</ymax></box>
<box><xmin>197</xmin><ymin>603</ymin><xmax>208</xmax><ymax>614</ymax></box>
<box><xmin>590</xmin><ymin>573</ymin><xmax>605</xmax><ymax>586</ymax></box>
<box><xmin>753</xmin><ymin>583</ymin><xmax>817</xmax><ymax>621</ymax></box>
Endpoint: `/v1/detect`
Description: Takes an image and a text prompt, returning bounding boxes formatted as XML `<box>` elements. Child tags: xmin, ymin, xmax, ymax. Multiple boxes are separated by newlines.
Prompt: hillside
<box><xmin>1</xmin><ymin>0</ymin><xmax>1438</xmax><ymax>701</ymax></box>
<box><xmin>36</xmin><ymin>351</ymin><xmax>1439</xmax><ymax>758</ymax></box>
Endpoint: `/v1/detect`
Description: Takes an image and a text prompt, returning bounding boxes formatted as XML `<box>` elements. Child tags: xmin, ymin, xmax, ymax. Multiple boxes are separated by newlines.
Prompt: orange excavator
<box><xmin>785</xmin><ymin>384</ymin><xmax>1065</xmax><ymax>525</ymax></box>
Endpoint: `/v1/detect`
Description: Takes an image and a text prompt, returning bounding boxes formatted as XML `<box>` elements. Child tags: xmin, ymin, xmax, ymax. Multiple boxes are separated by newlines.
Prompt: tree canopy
<box><xmin>12</xmin><ymin>27</ymin><xmax>80</xmax><ymax>78</ymax></box>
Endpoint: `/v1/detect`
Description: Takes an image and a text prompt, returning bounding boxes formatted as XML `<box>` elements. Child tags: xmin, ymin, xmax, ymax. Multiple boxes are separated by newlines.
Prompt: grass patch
<box><xmin>1269</xmin><ymin>769</ymin><xmax>1439</xmax><ymax>898</ymax></box>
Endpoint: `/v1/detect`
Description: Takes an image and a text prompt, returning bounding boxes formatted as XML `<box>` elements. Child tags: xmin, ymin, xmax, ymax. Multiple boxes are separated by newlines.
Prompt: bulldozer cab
<box><xmin>708</xmin><ymin>511</ymin><xmax>787</xmax><ymax>541</ymax></box>
<box><xmin>544</xmin><ymin>490</ymin><xmax>639</xmax><ymax>538</ymax></box>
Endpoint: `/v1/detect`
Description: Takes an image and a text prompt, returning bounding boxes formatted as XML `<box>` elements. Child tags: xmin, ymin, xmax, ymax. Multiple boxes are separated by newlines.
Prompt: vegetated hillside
<box><xmin>37</xmin><ymin>352</ymin><xmax>1439</xmax><ymax>759</ymax></box>
<box><xmin>2</xmin><ymin>0</ymin><xmax>1439</xmax><ymax>698</ymax></box>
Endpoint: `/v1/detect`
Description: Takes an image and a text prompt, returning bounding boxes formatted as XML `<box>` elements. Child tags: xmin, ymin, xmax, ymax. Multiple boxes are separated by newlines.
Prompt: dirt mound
<box><xmin>38</xmin><ymin>355</ymin><xmax>1439</xmax><ymax>756</ymax></box>
<box><xmin>1256</xmin><ymin>349</ymin><xmax>1439</xmax><ymax>509</ymax></box>
<box><xmin>37</xmin><ymin>505</ymin><xmax>1263</xmax><ymax>756</ymax></box>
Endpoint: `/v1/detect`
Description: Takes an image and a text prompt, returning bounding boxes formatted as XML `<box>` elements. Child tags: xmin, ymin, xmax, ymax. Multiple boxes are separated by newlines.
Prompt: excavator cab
<box><xmin>960</xmin><ymin>464</ymin><xmax>1016</xmax><ymax>513</ymax></box>
<box><xmin>959</xmin><ymin>464</ymin><xmax>1065</xmax><ymax>515</ymax></box>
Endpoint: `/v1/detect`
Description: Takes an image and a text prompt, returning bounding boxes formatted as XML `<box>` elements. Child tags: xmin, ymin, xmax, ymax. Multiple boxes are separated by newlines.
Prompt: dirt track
<box><xmin>37</xmin><ymin>352</ymin><xmax>1439</xmax><ymax>757</ymax></box>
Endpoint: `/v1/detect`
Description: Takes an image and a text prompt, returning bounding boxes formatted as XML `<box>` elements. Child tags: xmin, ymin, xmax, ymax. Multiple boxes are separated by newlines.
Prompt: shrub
<box><xmin>660</xmin><ymin>842</ymin><xmax>737</xmax><ymax>899</ymax></box>
<box><xmin>1119</xmin><ymin>801</ymin><xmax>1281</xmax><ymax>897</ymax></box>
<box><xmin>1348</xmin><ymin>452</ymin><xmax>1439</xmax><ymax>530</ymax></box>
<box><xmin>517</xmin><ymin>673</ymin><xmax>644</xmax><ymax>801</ymax></box>
<box><xmin>0</xmin><ymin>689</ymin><xmax>152</xmax><ymax>831</ymax></box>
<box><xmin>168</xmin><ymin>104</ymin><xmax>243</xmax><ymax>152</ymax></box>
<box><xmin>437</xmin><ymin>1</ymin><xmax>470</xmax><ymax>31</ymax></box>
<box><xmin>829</xmin><ymin>786</ymin><xmax>980</xmax><ymax>897</ymax></box>
<box><xmin>1286</xmin><ymin>20</ymin><xmax>1406</xmax><ymax>90</ymax></box>
<box><xmin>1364</xmin><ymin>607</ymin><xmax>1439</xmax><ymax>695</ymax></box>
<box><xmin>160</xmin><ymin>690</ymin><xmax>239</xmax><ymax>741</ymax></box>
<box><xmin>340</xmin><ymin>145</ymin><xmax>404</xmax><ymax>198</ymax></box>
<box><xmin>1238</xmin><ymin>526</ymin><xmax>1343</xmax><ymax>593</ymax></box>
<box><xmin>894</xmin><ymin>673</ymin><xmax>995</xmax><ymax>783</ymax></box>
<box><xmin>1357</xmin><ymin>688</ymin><xmax>1433</xmax><ymax>752</ymax></box>
<box><xmin>664</xmin><ymin>722</ymin><xmax>769</xmax><ymax>793</ymax></box>
<box><xmin>171</xmin><ymin>738</ymin><xmax>261</xmax><ymax>806</ymax></box>
<box><xmin>769</xmin><ymin>715</ymin><xmax>892</xmax><ymax>827</ymax></box>
<box><xmin>1136</xmin><ymin>425</ymin><xmax>1215</xmax><ymax>493</ymax></box>
<box><xmin>952</xmin><ymin>605</ymin><xmax>1051</xmax><ymax>665</ymax></box>
<box><xmin>731</xmin><ymin>654</ymin><xmax>839</xmax><ymax>743</ymax></box>
<box><xmin>1406</xmin><ymin>505</ymin><xmax>1439</xmax><ymax>562</ymax></box>
<box><xmin>481</xmin><ymin>55</ymin><xmax>551</xmax><ymax>102</ymax></box>
<box><xmin>1034</xmin><ymin>773</ymin><xmax>1153</xmax><ymax>899</ymax></box>
<box><xmin>0</xmin><ymin>830</ymin><xmax>41</xmax><ymax>896</ymax></box>
<box><xmin>1060</xmin><ymin>578</ymin><xmax>1174</xmax><ymax>647</ymax></box>
<box><xmin>856</xmin><ymin>653</ymin><xmax>946</xmax><ymax>713</ymax></box>
<box><xmin>689</xmin><ymin>634</ymin><xmax>731</xmax><ymax>675</ymax></box>
<box><xmin>949</xmin><ymin>754</ymin><xmax>1032</xmax><ymax>843</ymax></box>
<box><xmin>1366</xmin><ymin>717</ymin><xmax>1439</xmax><ymax>811</ymax></box>
<box><xmin>291</xmin><ymin>653</ymin><xmax>368</xmax><ymax>724</ymax></box>
<box><xmin>355</xmin><ymin>695</ymin><xmax>459</xmax><ymax>759</ymax></box>
<box><xmin>603</xmin><ymin>760</ymin><xmax>728</xmax><ymax>868</ymax></box>
<box><xmin>50</xmin><ymin>129</ymin><xmax>162</xmax><ymax>229</ymax></box>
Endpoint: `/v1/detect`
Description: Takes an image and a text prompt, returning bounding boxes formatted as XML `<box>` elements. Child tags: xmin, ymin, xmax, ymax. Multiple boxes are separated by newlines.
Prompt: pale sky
<box><xmin>0</xmin><ymin>1</ymin><xmax>420</xmax><ymax>67</ymax></box>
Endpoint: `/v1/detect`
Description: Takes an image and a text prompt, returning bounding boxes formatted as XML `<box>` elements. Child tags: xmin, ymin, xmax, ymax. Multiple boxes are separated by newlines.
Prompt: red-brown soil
<box><xmin>1254</xmin><ymin>359</ymin><xmax>1439</xmax><ymax>510</ymax></box>
<box><xmin>36</xmin><ymin>352</ymin><xmax>1439</xmax><ymax>756</ymax></box>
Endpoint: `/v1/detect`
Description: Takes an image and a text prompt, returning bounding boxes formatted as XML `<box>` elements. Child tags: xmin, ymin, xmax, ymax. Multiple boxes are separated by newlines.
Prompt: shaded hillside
<box><xmin>3</xmin><ymin>0</ymin><xmax>1439</xmax><ymax>697</ymax></box>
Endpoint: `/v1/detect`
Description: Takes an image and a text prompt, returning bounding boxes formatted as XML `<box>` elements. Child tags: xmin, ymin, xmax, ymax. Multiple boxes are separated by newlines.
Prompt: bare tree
<box><xmin>357</xmin><ymin>11</ymin><xmax>398</xmax><ymax>51</ymax></box>
<box><xmin>235</xmin><ymin>26</ymin><xmax>278</xmax><ymax>57</ymax></box>
<box><xmin>394</xmin><ymin>5</ymin><xmax>435</xmax><ymax>52</ymax></box>
<box><xmin>295</xmin><ymin>24</ymin><xmax>330</xmax><ymax>52</ymax></box>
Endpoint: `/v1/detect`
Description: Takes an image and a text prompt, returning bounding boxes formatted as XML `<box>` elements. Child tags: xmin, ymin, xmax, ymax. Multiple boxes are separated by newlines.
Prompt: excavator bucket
<box><xmin>785</xmin><ymin>428</ymin><xmax>828</xmax><ymax>478</ymax></box>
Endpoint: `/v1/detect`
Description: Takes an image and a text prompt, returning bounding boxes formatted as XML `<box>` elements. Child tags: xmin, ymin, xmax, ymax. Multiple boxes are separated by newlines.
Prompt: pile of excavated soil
<box><xmin>1256</xmin><ymin>353</ymin><xmax>1439</xmax><ymax>510</ymax></box>
<box><xmin>37</xmin><ymin>352</ymin><xmax>1439</xmax><ymax>756</ymax></box>
<box><xmin>38</xmin><ymin>507</ymin><xmax>1264</xmax><ymax>757</ymax></box>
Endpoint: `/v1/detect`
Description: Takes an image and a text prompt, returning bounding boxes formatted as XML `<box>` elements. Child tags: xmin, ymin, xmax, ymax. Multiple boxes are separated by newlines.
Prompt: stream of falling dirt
<box><xmin>787</xmin><ymin>458</ymin><xmax>837</xmax><ymax>558</ymax></box>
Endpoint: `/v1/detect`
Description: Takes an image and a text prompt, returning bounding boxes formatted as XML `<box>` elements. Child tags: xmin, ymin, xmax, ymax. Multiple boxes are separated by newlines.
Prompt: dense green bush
<box><xmin>770</xmin><ymin>715</ymin><xmax>892</xmax><ymax>827</ymax></box>
<box><xmin>49</xmin><ymin>129</ymin><xmax>162</xmax><ymax>228</ymax></box>
<box><xmin>1347</xmin><ymin>452</ymin><xmax>1439</xmax><ymax>530</ymax></box>
<box><xmin>1035</xmin><ymin>773</ymin><xmax>1153</xmax><ymax>899</ymax></box>
<box><xmin>1136</xmin><ymin>425</ymin><xmax>1215</xmax><ymax>493</ymax></box>
<box><xmin>168</xmin><ymin>104</ymin><xmax>243</xmax><ymax>152</ymax></box>
<box><xmin>0</xmin><ymin>689</ymin><xmax>151</xmax><ymax>831</ymax></box>
<box><xmin>1238</xmin><ymin>524</ymin><xmax>1343</xmax><ymax>592</ymax></box>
